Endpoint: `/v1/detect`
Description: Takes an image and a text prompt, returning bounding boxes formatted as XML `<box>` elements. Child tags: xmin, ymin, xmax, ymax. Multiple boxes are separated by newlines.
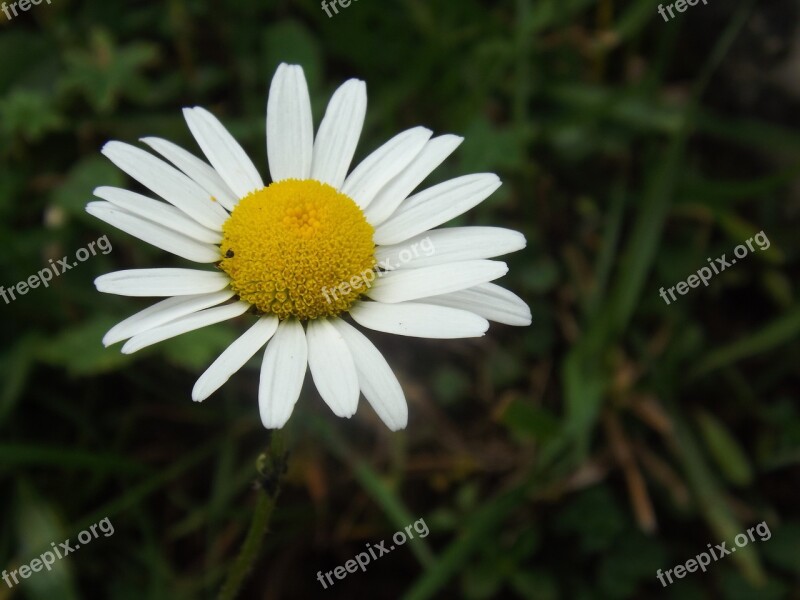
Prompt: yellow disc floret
<box><xmin>219</xmin><ymin>179</ymin><xmax>376</xmax><ymax>320</ymax></box>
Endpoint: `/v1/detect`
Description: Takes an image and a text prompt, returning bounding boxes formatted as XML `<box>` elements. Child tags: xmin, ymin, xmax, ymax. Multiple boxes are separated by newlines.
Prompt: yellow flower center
<box><xmin>219</xmin><ymin>179</ymin><xmax>376</xmax><ymax>320</ymax></box>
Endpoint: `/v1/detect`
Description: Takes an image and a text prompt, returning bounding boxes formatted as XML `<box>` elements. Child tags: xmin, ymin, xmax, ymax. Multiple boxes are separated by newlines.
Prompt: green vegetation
<box><xmin>1</xmin><ymin>0</ymin><xmax>798</xmax><ymax>598</ymax></box>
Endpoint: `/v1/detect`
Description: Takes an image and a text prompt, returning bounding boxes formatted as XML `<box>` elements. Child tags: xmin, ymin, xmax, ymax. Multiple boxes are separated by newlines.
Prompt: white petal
<box><xmin>259</xmin><ymin>319</ymin><xmax>308</xmax><ymax>429</ymax></box>
<box><xmin>332</xmin><ymin>319</ymin><xmax>407</xmax><ymax>431</ymax></box>
<box><xmin>141</xmin><ymin>137</ymin><xmax>239</xmax><ymax>211</ymax></box>
<box><xmin>311</xmin><ymin>79</ymin><xmax>367</xmax><ymax>188</ymax></box>
<box><xmin>306</xmin><ymin>318</ymin><xmax>359</xmax><ymax>418</ymax></box>
<box><xmin>94</xmin><ymin>187</ymin><xmax>222</xmax><ymax>244</ymax></box>
<box><xmin>419</xmin><ymin>283</ymin><xmax>532</xmax><ymax>326</ymax></box>
<box><xmin>103</xmin><ymin>291</ymin><xmax>235</xmax><ymax>347</ymax></box>
<box><xmin>183</xmin><ymin>107</ymin><xmax>264</xmax><ymax>198</ymax></box>
<box><xmin>373</xmin><ymin>174</ymin><xmax>502</xmax><ymax>245</ymax></box>
<box><xmin>349</xmin><ymin>301</ymin><xmax>489</xmax><ymax>339</ymax></box>
<box><xmin>366</xmin><ymin>260</ymin><xmax>508</xmax><ymax>304</ymax></box>
<box><xmin>95</xmin><ymin>268</ymin><xmax>230</xmax><ymax>297</ymax></box>
<box><xmin>375</xmin><ymin>227</ymin><xmax>526</xmax><ymax>269</ymax></box>
<box><xmin>86</xmin><ymin>202</ymin><xmax>220</xmax><ymax>263</ymax></box>
<box><xmin>102</xmin><ymin>141</ymin><xmax>229</xmax><ymax>231</ymax></box>
<box><xmin>364</xmin><ymin>134</ymin><xmax>463</xmax><ymax>227</ymax></box>
<box><xmin>121</xmin><ymin>301</ymin><xmax>250</xmax><ymax>354</ymax></box>
<box><xmin>192</xmin><ymin>316</ymin><xmax>280</xmax><ymax>401</ymax></box>
<box><xmin>341</xmin><ymin>127</ymin><xmax>432</xmax><ymax>208</ymax></box>
<box><xmin>267</xmin><ymin>63</ymin><xmax>314</xmax><ymax>182</ymax></box>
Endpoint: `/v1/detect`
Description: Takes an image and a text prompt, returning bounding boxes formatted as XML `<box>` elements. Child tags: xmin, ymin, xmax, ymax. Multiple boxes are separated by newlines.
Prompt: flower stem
<box><xmin>218</xmin><ymin>431</ymin><xmax>287</xmax><ymax>600</ymax></box>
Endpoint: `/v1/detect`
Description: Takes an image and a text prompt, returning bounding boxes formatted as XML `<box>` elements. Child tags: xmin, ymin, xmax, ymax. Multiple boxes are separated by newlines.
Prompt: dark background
<box><xmin>1</xmin><ymin>0</ymin><xmax>799</xmax><ymax>598</ymax></box>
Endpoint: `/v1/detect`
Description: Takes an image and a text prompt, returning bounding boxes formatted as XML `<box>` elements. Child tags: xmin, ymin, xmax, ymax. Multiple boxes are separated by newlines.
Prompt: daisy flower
<box><xmin>88</xmin><ymin>63</ymin><xmax>531</xmax><ymax>431</ymax></box>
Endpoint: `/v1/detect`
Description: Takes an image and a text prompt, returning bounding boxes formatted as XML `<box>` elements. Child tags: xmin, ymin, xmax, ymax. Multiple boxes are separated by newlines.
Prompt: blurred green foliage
<box><xmin>1</xmin><ymin>0</ymin><xmax>799</xmax><ymax>598</ymax></box>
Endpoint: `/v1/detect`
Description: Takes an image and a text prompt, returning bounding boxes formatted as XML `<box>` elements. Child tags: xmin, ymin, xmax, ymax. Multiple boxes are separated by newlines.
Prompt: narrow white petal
<box><xmin>95</xmin><ymin>268</ymin><xmax>230</xmax><ymax>297</ymax></box>
<box><xmin>121</xmin><ymin>301</ymin><xmax>250</xmax><ymax>354</ymax></box>
<box><xmin>349</xmin><ymin>301</ymin><xmax>489</xmax><ymax>339</ymax></box>
<box><xmin>364</xmin><ymin>135</ymin><xmax>463</xmax><ymax>227</ymax></box>
<box><xmin>183</xmin><ymin>107</ymin><xmax>264</xmax><ymax>198</ymax></box>
<box><xmin>332</xmin><ymin>319</ymin><xmax>407</xmax><ymax>431</ymax></box>
<box><xmin>192</xmin><ymin>316</ymin><xmax>280</xmax><ymax>401</ymax></box>
<box><xmin>373</xmin><ymin>174</ymin><xmax>502</xmax><ymax>245</ymax></box>
<box><xmin>102</xmin><ymin>141</ymin><xmax>229</xmax><ymax>231</ymax></box>
<box><xmin>141</xmin><ymin>137</ymin><xmax>239</xmax><ymax>211</ymax></box>
<box><xmin>366</xmin><ymin>260</ymin><xmax>508</xmax><ymax>304</ymax></box>
<box><xmin>306</xmin><ymin>319</ymin><xmax>359</xmax><ymax>418</ymax></box>
<box><xmin>86</xmin><ymin>202</ymin><xmax>220</xmax><ymax>263</ymax></box>
<box><xmin>375</xmin><ymin>227</ymin><xmax>526</xmax><ymax>270</ymax></box>
<box><xmin>311</xmin><ymin>79</ymin><xmax>367</xmax><ymax>188</ymax></box>
<box><xmin>341</xmin><ymin>127</ymin><xmax>432</xmax><ymax>209</ymax></box>
<box><xmin>94</xmin><ymin>187</ymin><xmax>222</xmax><ymax>244</ymax></box>
<box><xmin>103</xmin><ymin>291</ymin><xmax>235</xmax><ymax>347</ymax></box>
<box><xmin>259</xmin><ymin>319</ymin><xmax>308</xmax><ymax>429</ymax></box>
<box><xmin>419</xmin><ymin>283</ymin><xmax>532</xmax><ymax>326</ymax></box>
<box><xmin>267</xmin><ymin>63</ymin><xmax>314</xmax><ymax>182</ymax></box>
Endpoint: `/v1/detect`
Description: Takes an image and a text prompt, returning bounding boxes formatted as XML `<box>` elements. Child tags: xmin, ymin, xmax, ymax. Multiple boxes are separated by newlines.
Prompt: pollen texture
<box><xmin>219</xmin><ymin>179</ymin><xmax>376</xmax><ymax>320</ymax></box>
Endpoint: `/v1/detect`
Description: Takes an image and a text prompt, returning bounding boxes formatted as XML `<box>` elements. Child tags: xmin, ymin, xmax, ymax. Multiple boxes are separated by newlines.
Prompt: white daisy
<box><xmin>89</xmin><ymin>63</ymin><xmax>531</xmax><ymax>431</ymax></box>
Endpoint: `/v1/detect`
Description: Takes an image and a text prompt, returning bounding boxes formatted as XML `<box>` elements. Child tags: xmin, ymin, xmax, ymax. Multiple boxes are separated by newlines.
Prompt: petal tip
<box><xmin>93</xmin><ymin>185</ymin><xmax>113</xmax><ymax>197</ymax></box>
<box><xmin>100</xmin><ymin>141</ymin><xmax>119</xmax><ymax>156</ymax></box>
<box><xmin>261</xmin><ymin>415</ymin><xmax>288</xmax><ymax>430</ymax></box>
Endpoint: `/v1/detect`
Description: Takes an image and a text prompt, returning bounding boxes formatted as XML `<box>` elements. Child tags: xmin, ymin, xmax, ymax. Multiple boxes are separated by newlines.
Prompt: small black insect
<box><xmin>256</xmin><ymin>449</ymin><xmax>290</xmax><ymax>496</ymax></box>
<box><xmin>225</xmin><ymin>249</ymin><xmax>235</xmax><ymax>258</ymax></box>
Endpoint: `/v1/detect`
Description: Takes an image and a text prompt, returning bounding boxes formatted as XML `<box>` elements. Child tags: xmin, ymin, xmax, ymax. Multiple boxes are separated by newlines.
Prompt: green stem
<box><xmin>218</xmin><ymin>432</ymin><xmax>287</xmax><ymax>600</ymax></box>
